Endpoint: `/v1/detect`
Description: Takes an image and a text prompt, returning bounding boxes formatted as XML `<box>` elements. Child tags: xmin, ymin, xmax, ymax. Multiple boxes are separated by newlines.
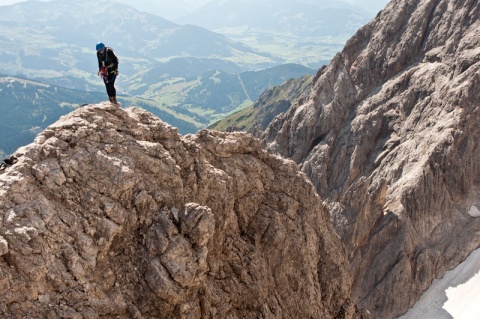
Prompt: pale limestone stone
<box><xmin>0</xmin><ymin>235</ymin><xmax>8</xmax><ymax>256</ymax></box>
<box><xmin>0</xmin><ymin>104</ymin><xmax>364</xmax><ymax>319</ymax></box>
<box><xmin>468</xmin><ymin>206</ymin><xmax>480</xmax><ymax>218</ymax></box>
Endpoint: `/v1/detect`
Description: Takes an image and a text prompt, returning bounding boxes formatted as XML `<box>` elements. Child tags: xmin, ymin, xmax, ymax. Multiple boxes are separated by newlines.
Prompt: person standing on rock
<box><xmin>96</xmin><ymin>42</ymin><xmax>120</xmax><ymax>106</ymax></box>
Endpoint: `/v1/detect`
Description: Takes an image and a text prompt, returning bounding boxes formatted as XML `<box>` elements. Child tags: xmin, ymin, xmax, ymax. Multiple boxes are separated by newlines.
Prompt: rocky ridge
<box><xmin>263</xmin><ymin>0</ymin><xmax>480</xmax><ymax>317</ymax></box>
<box><xmin>0</xmin><ymin>103</ymin><xmax>366</xmax><ymax>318</ymax></box>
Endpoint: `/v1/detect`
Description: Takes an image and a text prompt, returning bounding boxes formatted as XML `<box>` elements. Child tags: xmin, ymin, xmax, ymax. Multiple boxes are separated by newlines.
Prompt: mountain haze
<box><xmin>341</xmin><ymin>0</ymin><xmax>389</xmax><ymax>13</ymax></box>
<box><xmin>177</xmin><ymin>0</ymin><xmax>381</xmax><ymax>67</ymax></box>
<box><xmin>178</xmin><ymin>0</ymin><xmax>369</xmax><ymax>37</ymax></box>
<box><xmin>113</xmin><ymin>0</ymin><xmax>210</xmax><ymax>20</ymax></box>
<box><xmin>0</xmin><ymin>0</ymin><xmax>273</xmax><ymax>92</ymax></box>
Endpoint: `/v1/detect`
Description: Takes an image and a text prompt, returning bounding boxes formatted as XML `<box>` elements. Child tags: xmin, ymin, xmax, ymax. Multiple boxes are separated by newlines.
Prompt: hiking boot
<box><xmin>109</xmin><ymin>97</ymin><xmax>114</xmax><ymax>103</ymax></box>
<box><xmin>112</xmin><ymin>96</ymin><xmax>120</xmax><ymax>106</ymax></box>
<box><xmin>4</xmin><ymin>155</ymin><xmax>17</xmax><ymax>165</ymax></box>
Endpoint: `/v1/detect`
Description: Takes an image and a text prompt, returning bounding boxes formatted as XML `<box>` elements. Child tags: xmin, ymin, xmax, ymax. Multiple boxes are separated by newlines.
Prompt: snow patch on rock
<box><xmin>398</xmin><ymin>249</ymin><xmax>480</xmax><ymax>319</ymax></box>
<box><xmin>468</xmin><ymin>206</ymin><xmax>480</xmax><ymax>218</ymax></box>
<box><xmin>444</xmin><ymin>268</ymin><xmax>480</xmax><ymax>318</ymax></box>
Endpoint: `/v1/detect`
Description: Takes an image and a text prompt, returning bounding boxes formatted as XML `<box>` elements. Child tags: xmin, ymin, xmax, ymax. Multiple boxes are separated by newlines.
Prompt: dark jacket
<box><xmin>97</xmin><ymin>47</ymin><xmax>118</xmax><ymax>73</ymax></box>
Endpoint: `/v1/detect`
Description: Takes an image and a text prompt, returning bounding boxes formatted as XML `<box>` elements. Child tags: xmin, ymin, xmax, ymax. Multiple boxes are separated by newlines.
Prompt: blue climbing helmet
<box><xmin>96</xmin><ymin>42</ymin><xmax>105</xmax><ymax>52</ymax></box>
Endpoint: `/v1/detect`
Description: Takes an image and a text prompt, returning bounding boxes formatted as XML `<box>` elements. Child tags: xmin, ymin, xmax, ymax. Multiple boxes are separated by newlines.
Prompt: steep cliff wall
<box><xmin>264</xmin><ymin>0</ymin><xmax>480</xmax><ymax>317</ymax></box>
<box><xmin>0</xmin><ymin>103</ymin><xmax>366</xmax><ymax>318</ymax></box>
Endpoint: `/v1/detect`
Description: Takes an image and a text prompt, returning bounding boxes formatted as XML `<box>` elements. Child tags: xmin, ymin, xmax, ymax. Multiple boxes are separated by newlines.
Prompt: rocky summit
<box><xmin>263</xmin><ymin>0</ymin><xmax>480</xmax><ymax>317</ymax></box>
<box><xmin>0</xmin><ymin>103</ymin><xmax>367</xmax><ymax>318</ymax></box>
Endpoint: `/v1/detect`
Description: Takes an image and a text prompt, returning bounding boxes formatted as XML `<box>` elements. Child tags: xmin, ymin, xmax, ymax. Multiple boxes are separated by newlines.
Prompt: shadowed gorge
<box><xmin>262</xmin><ymin>0</ymin><xmax>480</xmax><ymax>317</ymax></box>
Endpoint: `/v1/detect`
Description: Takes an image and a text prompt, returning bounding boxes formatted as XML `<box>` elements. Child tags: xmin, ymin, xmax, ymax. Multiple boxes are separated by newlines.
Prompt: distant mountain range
<box><xmin>178</xmin><ymin>0</ymin><xmax>371</xmax><ymax>37</ymax></box>
<box><xmin>209</xmin><ymin>74</ymin><xmax>313</xmax><ymax>134</ymax></box>
<box><xmin>115</xmin><ymin>0</ymin><xmax>389</xmax><ymax>24</ymax></box>
<box><xmin>0</xmin><ymin>0</ymin><xmax>386</xmax><ymax>156</ymax></box>
<box><xmin>113</xmin><ymin>0</ymin><xmax>210</xmax><ymax>20</ymax></box>
<box><xmin>0</xmin><ymin>62</ymin><xmax>315</xmax><ymax>156</ymax></box>
<box><xmin>0</xmin><ymin>0</ymin><xmax>274</xmax><ymax>91</ymax></box>
<box><xmin>0</xmin><ymin>0</ymin><xmax>390</xmax><ymax>89</ymax></box>
<box><xmin>0</xmin><ymin>73</ymin><xmax>205</xmax><ymax>156</ymax></box>
<box><xmin>126</xmin><ymin>61</ymin><xmax>315</xmax><ymax>115</ymax></box>
<box><xmin>0</xmin><ymin>75</ymin><xmax>103</xmax><ymax>157</ymax></box>
<box><xmin>0</xmin><ymin>0</ymin><xmax>390</xmax><ymax>91</ymax></box>
<box><xmin>173</xmin><ymin>0</ymin><xmax>390</xmax><ymax>67</ymax></box>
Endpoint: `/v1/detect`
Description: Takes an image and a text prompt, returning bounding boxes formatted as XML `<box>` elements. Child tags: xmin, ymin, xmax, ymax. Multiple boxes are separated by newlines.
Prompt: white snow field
<box><xmin>398</xmin><ymin>247</ymin><xmax>480</xmax><ymax>319</ymax></box>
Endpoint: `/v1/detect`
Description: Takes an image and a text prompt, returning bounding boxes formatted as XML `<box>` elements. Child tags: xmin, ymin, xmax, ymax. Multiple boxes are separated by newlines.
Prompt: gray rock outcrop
<box><xmin>0</xmin><ymin>103</ymin><xmax>366</xmax><ymax>318</ymax></box>
<box><xmin>263</xmin><ymin>0</ymin><xmax>480</xmax><ymax>317</ymax></box>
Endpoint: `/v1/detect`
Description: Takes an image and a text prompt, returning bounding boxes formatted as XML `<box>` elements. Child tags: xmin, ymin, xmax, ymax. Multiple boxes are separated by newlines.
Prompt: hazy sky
<box><xmin>0</xmin><ymin>0</ymin><xmax>210</xmax><ymax>20</ymax></box>
<box><xmin>0</xmin><ymin>0</ymin><xmax>391</xmax><ymax>20</ymax></box>
<box><xmin>0</xmin><ymin>0</ymin><xmax>26</xmax><ymax>4</ymax></box>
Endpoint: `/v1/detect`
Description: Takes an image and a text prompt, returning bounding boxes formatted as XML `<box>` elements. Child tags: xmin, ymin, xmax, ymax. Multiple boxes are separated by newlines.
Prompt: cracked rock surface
<box><xmin>0</xmin><ymin>103</ymin><xmax>366</xmax><ymax>318</ymax></box>
<box><xmin>263</xmin><ymin>0</ymin><xmax>480</xmax><ymax>317</ymax></box>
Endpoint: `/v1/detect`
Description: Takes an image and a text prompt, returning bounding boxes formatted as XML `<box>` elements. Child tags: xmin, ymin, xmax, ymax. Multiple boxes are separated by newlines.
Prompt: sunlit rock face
<box><xmin>0</xmin><ymin>103</ymin><xmax>367</xmax><ymax>319</ymax></box>
<box><xmin>263</xmin><ymin>0</ymin><xmax>480</xmax><ymax>317</ymax></box>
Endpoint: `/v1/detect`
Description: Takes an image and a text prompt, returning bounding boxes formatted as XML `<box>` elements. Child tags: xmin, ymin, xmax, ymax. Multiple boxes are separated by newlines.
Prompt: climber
<box><xmin>96</xmin><ymin>42</ymin><xmax>120</xmax><ymax>106</ymax></box>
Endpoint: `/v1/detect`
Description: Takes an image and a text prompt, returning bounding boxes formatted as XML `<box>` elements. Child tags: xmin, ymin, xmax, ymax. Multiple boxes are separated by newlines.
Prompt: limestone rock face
<box><xmin>264</xmin><ymin>0</ymin><xmax>480</xmax><ymax>317</ymax></box>
<box><xmin>0</xmin><ymin>103</ymin><xmax>365</xmax><ymax>318</ymax></box>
